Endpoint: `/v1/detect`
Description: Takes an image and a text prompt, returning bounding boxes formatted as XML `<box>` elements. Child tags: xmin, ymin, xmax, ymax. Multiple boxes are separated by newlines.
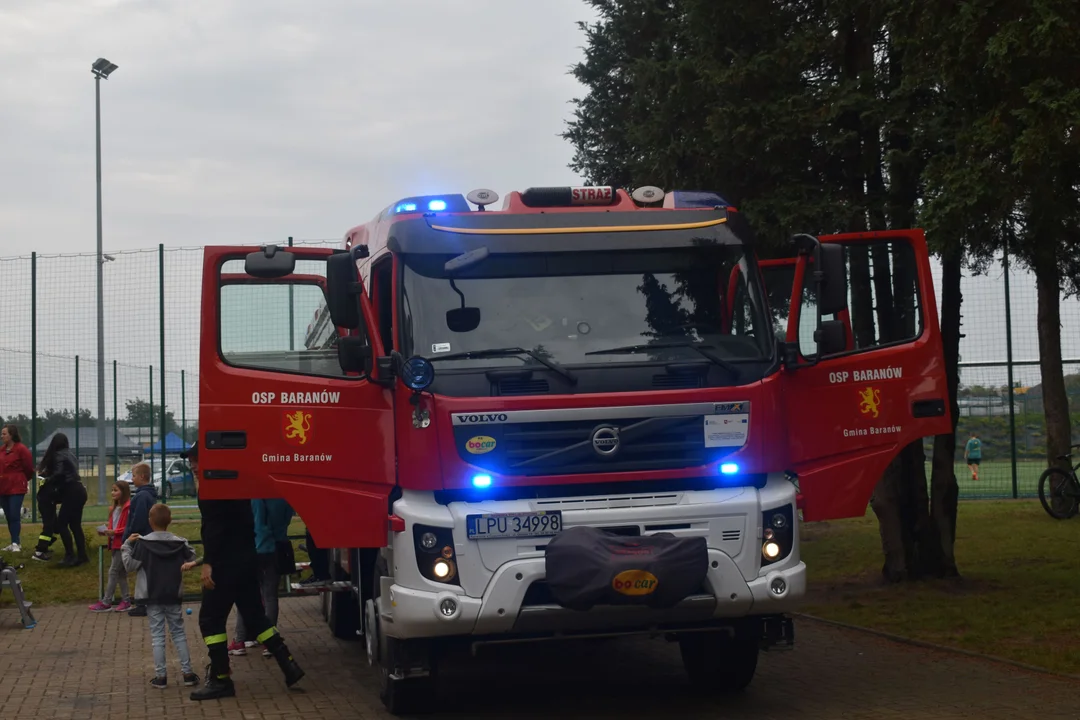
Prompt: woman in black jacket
<box><xmin>31</xmin><ymin>433</ymin><xmax>88</xmax><ymax>566</ymax></box>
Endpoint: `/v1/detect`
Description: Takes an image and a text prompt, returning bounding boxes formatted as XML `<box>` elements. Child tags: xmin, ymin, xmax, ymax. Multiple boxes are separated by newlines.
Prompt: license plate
<box><xmin>466</xmin><ymin>511</ymin><xmax>563</xmax><ymax>540</ymax></box>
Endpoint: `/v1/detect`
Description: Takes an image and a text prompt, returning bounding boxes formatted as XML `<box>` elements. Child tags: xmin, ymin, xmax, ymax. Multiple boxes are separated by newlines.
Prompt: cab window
<box><xmin>218</xmin><ymin>257</ymin><xmax>367</xmax><ymax>378</ymax></box>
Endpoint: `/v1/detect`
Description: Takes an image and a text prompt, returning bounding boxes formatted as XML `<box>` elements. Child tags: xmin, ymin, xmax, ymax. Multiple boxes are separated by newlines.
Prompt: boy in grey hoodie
<box><xmin>123</xmin><ymin>503</ymin><xmax>200</xmax><ymax>689</ymax></box>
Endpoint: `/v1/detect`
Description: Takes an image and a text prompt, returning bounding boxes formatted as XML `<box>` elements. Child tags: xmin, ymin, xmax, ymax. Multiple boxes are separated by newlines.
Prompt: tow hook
<box><xmin>760</xmin><ymin>614</ymin><xmax>795</xmax><ymax>651</ymax></box>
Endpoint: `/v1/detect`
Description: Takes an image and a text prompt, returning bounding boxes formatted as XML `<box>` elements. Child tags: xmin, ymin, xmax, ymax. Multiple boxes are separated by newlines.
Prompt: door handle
<box><xmin>205</xmin><ymin>431</ymin><xmax>247</xmax><ymax>450</ymax></box>
<box><xmin>203</xmin><ymin>470</ymin><xmax>239</xmax><ymax>480</ymax></box>
<box><xmin>912</xmin><ymin>399</ymin><xmax>946</xmax><ymax>418</ymax></box>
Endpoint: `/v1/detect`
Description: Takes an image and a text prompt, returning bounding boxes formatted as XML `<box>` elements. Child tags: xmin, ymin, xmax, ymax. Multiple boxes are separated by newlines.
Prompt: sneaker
<box><xmin>128</xmin><ymin>604</ymin><xmax>147</xmax><ymax>617</ymax></box>
<box><xmin>1</xmin><ymin>544</ymin><xmax>18</xmax><ymax>552</ymax></box>
<box><xmin>298</xmin><ymin>575</ymin><xmax>331</xmax><ymax>587</ymax></box>
<box><xmin>149</xmin><ymin>676</ymin><xmax>168</xmax><ymax>689</ymax></box>
<box><xmin>227</xmin><ymin>640</ymin><xmax>247</xmax><ymax>656</ymax></box>
<box><xmin>114</xmin><ymin>600</ymin><xmax>132</xmax><ymax>613</ymax></box>
<box><xmin>31</xmin><ymin>551</ymin><xmax>51</xmax><ymax>562</ymax></box>
<box><xmin>262</xmin><ymin>646</ymin><xmax>272</xmax><ymax>658</ymax></box>
<box><xmin>182</xmin><ymin>672</ymin><xmax>201</xmax><ymax>687</ymax></box>
<box><xmin>88</xmin><ymin>601</ymin><xmax>113</xmax><ymax>613</ymax></box>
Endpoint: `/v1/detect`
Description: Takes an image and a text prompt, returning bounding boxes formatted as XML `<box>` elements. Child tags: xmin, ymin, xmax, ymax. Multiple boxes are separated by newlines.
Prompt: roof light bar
<box><xmin>663</xmin><ymin>190</ymin><xmax>732</xmax><ymax>209</ymax></box>
<box><xmin>520</xmin><ymin>186</ymin><xmax>616</xmax><ymax>208</ymax></box>
<box><xmin>391</xmin><ymin>194</ymin><xmax>471</xmax><ymax>215</ymax></box>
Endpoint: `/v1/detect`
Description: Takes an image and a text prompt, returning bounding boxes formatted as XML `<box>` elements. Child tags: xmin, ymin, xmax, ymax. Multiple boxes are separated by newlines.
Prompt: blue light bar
<box><xmin>390</xmin><ymin>194</ymin><xmax>471</xmax><ymax>215</ymax></box>
<box><xmin>720</xmin><ymin>462</ymin><xmax>739</xmax><ymax>475</ymax></box>
<box><xmin>472</xmin><ymin>474</ymin><xmax>492</xmax><ymax>488</ymax></box>
<box><xmin>668</xmin><ymin>190</ymin><xmax>731</xmax><ymax>209</ymax></box>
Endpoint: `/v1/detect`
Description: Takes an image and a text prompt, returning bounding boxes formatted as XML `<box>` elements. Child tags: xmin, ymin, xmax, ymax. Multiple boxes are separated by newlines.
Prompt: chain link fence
<box><xmin>0</xmin><ymin>239</ymin><xmax>336</xmax><ymax>523</ymax></box>
<box><xmin>2</xmin><ymin>242</ymin><xmax>1079</xmax><ymax>521</ymax></box>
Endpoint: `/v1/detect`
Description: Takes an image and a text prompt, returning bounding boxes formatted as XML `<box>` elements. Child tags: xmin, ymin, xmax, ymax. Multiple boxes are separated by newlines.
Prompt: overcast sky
<box><xmin>0</xmin><ymin>0</ymin><xmax>593</xmax><ymax>254</ymax></box>
<box><xmin>0</xmin><ymin>0</ymin><xmax>1078</xmax><ymax>423</ymax></box>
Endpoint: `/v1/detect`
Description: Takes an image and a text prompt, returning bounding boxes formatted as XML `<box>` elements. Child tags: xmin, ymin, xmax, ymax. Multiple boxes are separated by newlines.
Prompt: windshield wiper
<box><xmin>427</xmin><ymin>347</ymin><xmax>577</xmax><ymax>385</ymax></box>
<box><xmin>585</xmin><ymin>341</ymin><xmax>739</xmax><ymax>377</ymax></box>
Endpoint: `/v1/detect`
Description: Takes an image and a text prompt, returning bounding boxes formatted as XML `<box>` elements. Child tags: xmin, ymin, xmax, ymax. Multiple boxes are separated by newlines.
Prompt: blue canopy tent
<box><xmin>143</xmin><ymin>431</ymin><xmax>188</xmax><ymax>454</ymax></box>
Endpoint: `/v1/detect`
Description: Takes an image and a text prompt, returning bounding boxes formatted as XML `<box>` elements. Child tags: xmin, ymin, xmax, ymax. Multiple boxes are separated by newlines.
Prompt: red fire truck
<box><xmin>198</xmin><ymin>185</ymin><xmax>950</xmax><ymax>714</ymax></box>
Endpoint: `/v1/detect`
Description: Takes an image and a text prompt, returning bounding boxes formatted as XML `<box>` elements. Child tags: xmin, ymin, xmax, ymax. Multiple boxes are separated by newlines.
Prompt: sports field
<box><xmin>942</xmin><ymin>458</ymin><xmax>1050</xmax><ymax>499</ymax></box>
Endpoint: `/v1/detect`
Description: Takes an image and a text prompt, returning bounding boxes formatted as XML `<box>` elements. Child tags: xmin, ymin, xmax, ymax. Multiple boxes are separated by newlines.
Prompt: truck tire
<box><xmin>678</xmin><ymin>624</ymin><xmax>759</xmax><ymax>694</ymax></box>
<box><xmin>367</xmin><ymin>555</ymin><xmax>438</xmax><ymax>715</ymax></box>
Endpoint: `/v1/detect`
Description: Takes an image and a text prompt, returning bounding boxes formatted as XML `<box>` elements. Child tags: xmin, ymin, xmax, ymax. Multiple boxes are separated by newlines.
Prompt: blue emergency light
<box><xmin>391</xmin><ymin>194</ymin><xmax>470</xmax><ymax>215</ymax></box>
<box><xmin>719</xmin><ymin>462</ymin><xmax>739</xmax><ymax>475</ymax></box>
<box><xmin>668</xmin><ymin>190</ymin><xmax>732</xmax><ymax>209</ymax></box>
<box><xmin>472</xmin><ymin>474</ymin><xmax>493</xmax><ymax>488</ymax></box>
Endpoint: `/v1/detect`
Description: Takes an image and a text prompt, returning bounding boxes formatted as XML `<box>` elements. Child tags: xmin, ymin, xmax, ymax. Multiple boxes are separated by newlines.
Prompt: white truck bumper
<box><xmin>380</xmin><ymin>477</ymin><xmax>804</xmax><ymax>641</ymax></box>
<box><xmin>380</xmin><ymin>553</ymin><xmax>805</xmax><ymax>640</ymax></box>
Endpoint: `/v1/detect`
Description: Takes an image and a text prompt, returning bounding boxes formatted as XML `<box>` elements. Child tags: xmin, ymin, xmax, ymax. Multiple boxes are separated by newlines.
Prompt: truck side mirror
<box><xmin>815</xmin><ymin>319</ymin><xmax>847</xmax><ymax>356</ymax></box>
<box><xmin>337</xmin><ymin>336</ymin><xmax>373</xmax><ymax>375</ymax></box>
<box><xmin>326</xmin><ymin>252</ymin><xmax>361</xmax><ymax>330</ymax></box>
<box><xmin>245</xmin><ymin>245</ymin><xmax>295</xmax><ymax>279</ymax></box>
<box><xmin>817</xmin><ymin>244</ymin><xmax>847</xmax><ymax>316</ymax></box>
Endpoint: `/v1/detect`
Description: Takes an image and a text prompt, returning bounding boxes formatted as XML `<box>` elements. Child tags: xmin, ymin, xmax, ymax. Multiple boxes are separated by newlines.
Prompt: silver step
<box><xmin>289</xmin><ymin>581</ymin><xmax>352</xmax><ymax>595</ymax></box>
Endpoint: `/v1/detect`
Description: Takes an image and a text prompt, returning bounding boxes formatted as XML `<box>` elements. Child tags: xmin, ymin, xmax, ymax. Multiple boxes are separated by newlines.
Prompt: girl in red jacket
<box><xmin>89</xmin><ymin>481</ymin><xmax>133</xmax><ymax>612</ymax></box>
<box><xmin>0</xmin><ymin>424</ymin><xmax>33</xmax><ymax>552</ymax></box>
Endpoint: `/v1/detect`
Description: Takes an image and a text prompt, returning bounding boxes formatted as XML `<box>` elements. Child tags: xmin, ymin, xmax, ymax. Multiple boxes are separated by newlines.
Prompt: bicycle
<box><xmin>1037</xmin><ymin>444</ymin><xmax>1080</xmax><ymax>520</ymax></box>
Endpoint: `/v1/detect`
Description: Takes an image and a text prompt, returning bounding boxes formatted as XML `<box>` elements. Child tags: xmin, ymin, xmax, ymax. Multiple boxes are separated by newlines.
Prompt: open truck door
<box><xmin>773</xmin><ymin>230</ymin><xmax>952</xmax><ymax>521</ymax></box>
<box><xmin>198</xmin><ymin>245</ymin><xmax>394</xmax><ymax>547</ymax></box>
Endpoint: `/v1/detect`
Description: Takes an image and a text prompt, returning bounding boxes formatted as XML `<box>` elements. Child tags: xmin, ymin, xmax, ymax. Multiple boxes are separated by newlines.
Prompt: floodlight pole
<box><xmin>93</xmin><ymin>59</ymin><xmax>116</xmax><ymax>505</ymax></box>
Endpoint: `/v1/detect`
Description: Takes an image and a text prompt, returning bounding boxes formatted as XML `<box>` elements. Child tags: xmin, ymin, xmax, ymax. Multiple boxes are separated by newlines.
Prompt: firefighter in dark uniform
<box><xmin>182</xmin><ymin>441</ymin><xmax>304</xmax><ymax>700</ymax></box>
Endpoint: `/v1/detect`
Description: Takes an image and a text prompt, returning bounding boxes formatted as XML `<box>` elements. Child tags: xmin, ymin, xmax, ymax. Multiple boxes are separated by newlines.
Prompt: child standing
<box><xmin>123</xmin><ymin>504</ymin><xmax>200</xmax><ymax>688</ymax></box>
<box><xmin>89</xmin><ymin>482</ymin><xmax>133</xmax><ymax>612</ymax></box>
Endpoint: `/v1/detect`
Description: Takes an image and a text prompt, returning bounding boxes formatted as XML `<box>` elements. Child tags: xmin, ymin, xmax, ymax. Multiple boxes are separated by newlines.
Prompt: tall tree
<box><xmin>564</xmin><ymin>0</ymin><xmax>1075</xmax><ymax>581</ymax></box>
<box><xmin>912</xmin><ymin>0</ymin><xmax>1080</xmax><ymax>477</ymax></box>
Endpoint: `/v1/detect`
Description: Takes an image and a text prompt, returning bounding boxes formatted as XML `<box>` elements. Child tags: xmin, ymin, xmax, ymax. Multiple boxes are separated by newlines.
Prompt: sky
<box><xmin>1</xmin><ymin>0</ymin><xmax>1079</xmax><ymax>423</ymax></box>
<box><xmin>0</xmin><ymin>0</ymin><xmax>594</xmax><ymax>254</ymax></box>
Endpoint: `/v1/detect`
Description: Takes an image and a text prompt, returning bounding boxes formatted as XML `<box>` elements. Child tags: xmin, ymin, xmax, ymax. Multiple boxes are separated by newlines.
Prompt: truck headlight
<box><xmin>413</xmin><ymin>524</ymin><xmax>458</xmax><ymax>584</ymax></box>
<box><xmin>761</xmin><ymin>505</ymin><xmax>794</xmax><ymax>567</ymax></box>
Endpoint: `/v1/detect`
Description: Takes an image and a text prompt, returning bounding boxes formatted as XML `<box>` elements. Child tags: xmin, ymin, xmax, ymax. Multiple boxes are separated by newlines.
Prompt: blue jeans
<box><xmin>148</xmin><ymin>604</ymin><xmax>193</xmax><ymax>678</ymax></box>
<box><xmin>0</xmin><ymin>494</ymin><xmax>24</xmax><ymax>546</ymax></box>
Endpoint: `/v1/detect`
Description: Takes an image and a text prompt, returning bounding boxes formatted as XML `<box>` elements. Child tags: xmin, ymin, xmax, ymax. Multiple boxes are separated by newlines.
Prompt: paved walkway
<box><xmin>0</xmin><ymin>595</ymin><xmax>1075</xmax><ymax>719</ymax></box>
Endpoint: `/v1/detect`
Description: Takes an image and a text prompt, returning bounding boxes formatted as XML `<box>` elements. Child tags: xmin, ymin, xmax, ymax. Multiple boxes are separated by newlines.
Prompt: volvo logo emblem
<box><xmin>591</xmin><ymin>426</ymin><xmax>621</xmax><ymax>457</ymax></box>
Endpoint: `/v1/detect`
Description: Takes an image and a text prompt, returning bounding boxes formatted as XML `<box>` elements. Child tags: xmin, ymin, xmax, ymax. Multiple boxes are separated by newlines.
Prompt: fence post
<box><xmin>1003</xmin><ymin>243</ymin><xmax>1018</xmax><ymax>499</ymax></box>
<box><xmin>181</xmin><ymin>370</ymin><xmax>186</xmax><ymax>445</ymax></box>
<box><xmin>75</xmin><ymin>355</ymin><xmax>80</xmax><ymax>467</ymax></box>
<box><xmin>149</xmin><ymin>365</ymin><xmax>154</xmax><ymax>479</ymax></box>
<box><xmin>158</xmin><ymin>244</ymin><xmax>166</xmax><ymax>502</ymax></box>
<box><xmin>113</xmin><ymin>360</ymin><xmax>118</xmax><ymax>478</ymax></box>
<box><xmin>30</xmin><ymin>252</ymin><xmax>37</xmax><ymax>523</ymax></box>
<box><xmin>288</xmin><ymin>236</ymin><xmax>295</xmax><ymax>351</ymax></box>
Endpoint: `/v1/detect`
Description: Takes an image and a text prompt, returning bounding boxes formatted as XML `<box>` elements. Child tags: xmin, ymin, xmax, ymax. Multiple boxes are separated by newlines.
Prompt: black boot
<box><xmin>190</xmin><ymin>663</ymin><xmax>236</xmax><ymax>701</ymax></box>
<box><xmin>269</xmin><ymin>642</ymin><xmax>305</xmax><ymax>687</ymax></box>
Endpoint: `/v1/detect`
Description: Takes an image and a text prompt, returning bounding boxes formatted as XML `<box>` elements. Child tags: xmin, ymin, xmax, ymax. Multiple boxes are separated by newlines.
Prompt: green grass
<box><xmin>800</xmin><ymin>499</ymin><xmax>1080</xmax><ymax>675</ymax></box>
<box><xmin>943</xmin><ymin>459</ymin><xmax>1054</xmax><ymax>499</ymax></box>
<box><xmin>0</xmin><ymin>518</ymin><xmax>311</xmax><ymax>607</ymax></box>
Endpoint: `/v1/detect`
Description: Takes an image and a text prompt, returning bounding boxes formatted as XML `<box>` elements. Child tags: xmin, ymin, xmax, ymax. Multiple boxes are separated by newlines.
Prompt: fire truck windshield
<box><xmin>399</xmin><ymin>245</ymin><xmax>772</xmax><ymax>379</ymax></box>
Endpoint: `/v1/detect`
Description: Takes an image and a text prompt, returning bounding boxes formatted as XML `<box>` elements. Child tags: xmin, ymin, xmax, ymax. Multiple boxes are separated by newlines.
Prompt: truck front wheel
<box><xmin>678</xmin><ymin>624</ymin><xmax>759</xmax><ymax>694</ymax></box>
<box><xmin>367</xmin><ymin>557</ymin><xmax>439</xmax><ymax>716</ymax></box>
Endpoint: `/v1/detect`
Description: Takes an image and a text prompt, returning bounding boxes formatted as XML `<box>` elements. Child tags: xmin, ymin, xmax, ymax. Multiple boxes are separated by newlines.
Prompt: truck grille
<box><xmin>452</xmin><ymin>414</ymin><xmax>710</xmax><ymax>476</ymax></box>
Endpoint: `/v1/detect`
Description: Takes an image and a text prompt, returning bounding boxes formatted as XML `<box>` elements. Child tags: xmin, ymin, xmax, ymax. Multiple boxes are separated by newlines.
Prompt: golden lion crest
<box><xmin>858</xmin><ymin>387</ymin><xmax>881</xmax><ymax>419</ymax></box>
<box><xmin>283</xmin><ymin>410</ymin><xmax>312</xmax><ymax>445</ymax></box>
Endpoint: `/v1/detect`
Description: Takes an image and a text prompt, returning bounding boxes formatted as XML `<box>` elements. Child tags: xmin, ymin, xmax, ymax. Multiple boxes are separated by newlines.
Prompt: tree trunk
<box><xmin>929</xmin><ymin>245</ymin><xmax>962</xmax><ymax>577</ymax></box>
<box><xmin>1034</xmin><ymin>251</ymin><xmax>1072</xmax><ymax>471</ymax></box>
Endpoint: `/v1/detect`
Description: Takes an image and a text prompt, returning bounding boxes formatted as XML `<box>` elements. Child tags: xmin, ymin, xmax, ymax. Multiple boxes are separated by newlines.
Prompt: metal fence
<box><xmin>0</xmin><ymin>239</ymin><xmax>335</xmax><ymax>522</ymax></box>
<box><xmin>2</xmin><ymin>242</ymin><xmax>1080</xmax><ymax>519</ymax></box>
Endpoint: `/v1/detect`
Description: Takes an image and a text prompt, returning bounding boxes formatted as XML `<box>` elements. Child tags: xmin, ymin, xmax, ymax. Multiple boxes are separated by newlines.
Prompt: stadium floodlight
<box><xmin>91</xmin><ymin>58</ymin><xmax>119</xmax><ymax>78</ymax></box>
<box><xmin>92</xmin><ymin>57</ymin><xmax>118</xmax><ymax>504</ymax></box>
